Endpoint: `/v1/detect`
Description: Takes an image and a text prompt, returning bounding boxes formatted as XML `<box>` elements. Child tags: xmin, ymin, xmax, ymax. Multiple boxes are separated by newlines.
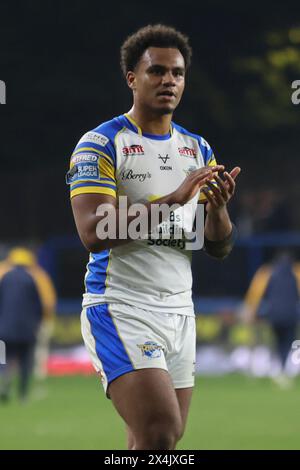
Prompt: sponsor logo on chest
<box><xmin>158</xmin><ymin>154</ymin><xmax>172</xmax><ymax>171</ymax></box>
<box><xmin>122</xmin><ymin>144</ymin><xmax>145</xmax><ymax>156</ymax></box>
<box><xmin>120</xmin><ymin>169</ymin><xmax>151</xmax><ymax>182</ymax></box>
<box><xmin>178</xmin><ymin>146</ymin><xmax>197</xmax><ymax>158</ymax></box>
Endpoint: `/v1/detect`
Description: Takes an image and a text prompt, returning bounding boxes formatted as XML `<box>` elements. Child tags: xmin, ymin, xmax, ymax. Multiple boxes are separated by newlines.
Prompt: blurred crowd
<box><xmin>234</xmin><ymin>188</ymin><xmax>297</xmax><ymax>236</ymax></box>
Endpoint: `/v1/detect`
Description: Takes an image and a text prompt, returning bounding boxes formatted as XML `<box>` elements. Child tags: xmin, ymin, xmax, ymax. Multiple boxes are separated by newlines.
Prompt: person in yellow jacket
<box><xmin>0</xmin><ymin>248</ymin><xmax>56</xmax><ymax>401</ymax></box>
<box><xmin>243</xmin><ymin>253</ymin><xmax>300</xmax><ymax>386</ymax></box>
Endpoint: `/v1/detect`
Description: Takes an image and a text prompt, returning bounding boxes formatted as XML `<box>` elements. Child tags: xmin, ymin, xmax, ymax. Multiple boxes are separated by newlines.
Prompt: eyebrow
<box><xmin>146</xmin><ymin>64</ymin><xmax>185</xmax><ymax>73</ymax></box>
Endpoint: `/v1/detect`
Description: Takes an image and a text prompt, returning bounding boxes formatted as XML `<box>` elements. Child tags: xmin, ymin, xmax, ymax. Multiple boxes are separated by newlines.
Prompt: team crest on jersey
<box><xmin>122</xmin><ymin>144</ymin><xmax>145</xmax><ymax>156</ymax></box>
<box><xmin>137</xmin><ymin>341</ymin><xmax>163</xmax><ymax>358</ymax></box>
<box><xmin>178</xmin><ymin>146</ymin><xmax>197</xmax><ymax>158</ymax></box>
<box><xmin>183</xmin><ymin>165</ymin><xmax>197</xmax><ymax>176</ymax></box>
<box><xmin>78</xmin><ymin>131</ymin><xmax>109</xmax><ymax>147</ymax></box>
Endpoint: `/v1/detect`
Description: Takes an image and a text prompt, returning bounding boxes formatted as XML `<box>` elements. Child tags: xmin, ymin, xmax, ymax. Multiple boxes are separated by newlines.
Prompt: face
<box><xmin>127</xmin><ymin>47</ymin><xmax>186</xmax><ymax>115</ymax></box>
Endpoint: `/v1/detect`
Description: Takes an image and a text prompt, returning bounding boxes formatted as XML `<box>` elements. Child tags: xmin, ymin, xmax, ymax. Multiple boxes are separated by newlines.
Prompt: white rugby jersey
<box><xmin>67</xmin><ymin>114</ymin><xmax>217</xmax><ymax>316</ymax></box>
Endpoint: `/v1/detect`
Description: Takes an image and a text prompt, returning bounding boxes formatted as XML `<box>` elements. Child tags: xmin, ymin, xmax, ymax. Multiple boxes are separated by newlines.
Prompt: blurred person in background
<box><xmin>0</xmin><ymin>248</ymin><xmax>56</xmax><ymax>402</ymax></box>
<box><xmin>243</xmin><ymin>252</ymin><xmax>300</xmax><ymax>387</ymax></box>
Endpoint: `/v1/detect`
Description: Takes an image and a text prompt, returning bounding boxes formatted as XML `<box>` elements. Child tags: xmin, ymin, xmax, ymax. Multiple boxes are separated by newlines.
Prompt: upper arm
<box><xmin>71</xmin><ymin>192</ymin><xmax>117</xmax><ymax>252</ymax></box>
<box><xmin>66</xmin><ymin>130</ymin><xmax>117</xmax><ymax>249</ymax></box>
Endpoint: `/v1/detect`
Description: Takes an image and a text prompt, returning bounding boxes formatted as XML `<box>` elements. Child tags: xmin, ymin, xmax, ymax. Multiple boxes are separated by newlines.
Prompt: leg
<box><xmin>278</xmin><ymin>324</ymin><xmax>297</xmax><ymax>370</ymax></box>
<box><xmin>126</xmin><ymin>425</ymin><xmax>135</xmax><ymax>450</ymax></box>
<box><xmin>0</xmin><ymin>342</ymin><xmax>16</xmax><ymax>402</ymax></box>
<box><xmin>126</xmin><ymin>386</ymin><xmax>193</xmax><ymax>449</ymax></box>
<box><xmin>0</xmin><ymin>363</ymin><xmax>13</xmax><ymax>402</ymax></box>
<box><xmin>18</xmin><ymin>343</ymin><xmax>35</xmax><ymax>400</ymax></box>
<box><xmin>175</xmin><ymin>387</ymin><xmax>193</xmax><ymax>440</ymax></box>
<box><xmin>272</xmin><ymin>324</ymin><xmax>296</xmax><ymax>370</ymax></box>
<box><xmin>109</xmin><ymin>368</ymin><xmax>182</xmax><ymax>450</ymax></box>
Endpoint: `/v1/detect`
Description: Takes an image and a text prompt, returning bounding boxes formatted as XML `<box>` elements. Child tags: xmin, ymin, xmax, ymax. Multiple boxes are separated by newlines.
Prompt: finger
<box><xmin>192</xmin><ymin>170</ymin><xmax>213</xmax><ymax>184</ymax></box>
<box><xmin>209</xmin><ymin>164</ymin><xmax>225</xmax><ymax>172</ymax></box>
<box><xmin>206</xmin><ymin>181</ymin><xmax>226</xmax><ymax>206</ymax></box>
<box><xmin>223</xmin><ymin>172</ymin><xmax>235</xmax><ymax>194</ymax></box>
<box><xmin>214</xmin><ymin>174</ymin><xmax>229</xmax><ymax>199</ymax></box>
<box><xmin>202</xmin><ymin>188</ymin><xmax>219</xmax><ymax>209</ymax></box>
<box><xmin>229</xmin><ymin>167</ymin><xmax>241</xmax><ymax>180</ymax></box>
<box><xmin>209</xmin><ymin>165</ymin><xmax>225</xmax><ymax>177</ymax></box>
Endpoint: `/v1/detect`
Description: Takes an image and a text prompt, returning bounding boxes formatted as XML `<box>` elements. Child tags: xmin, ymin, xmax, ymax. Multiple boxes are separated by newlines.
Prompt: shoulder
<box><xmin>89</xmin><ymin>115</ymin><xmax>126</xmax><ymax>143</ymax></box>
<box><xmin>76</xmin><ymin>115</ymin><xmax>125</xmax><ymax>150</ymax></box>
<box><xmin>172</xmin><ymin>122</ymin><xmax>215</xmax><ymax>165</ymax></box>
<box><xmin>71</xmin><ymin>115</ymin><xmax>126</xmax><ymax>166</ymax></box>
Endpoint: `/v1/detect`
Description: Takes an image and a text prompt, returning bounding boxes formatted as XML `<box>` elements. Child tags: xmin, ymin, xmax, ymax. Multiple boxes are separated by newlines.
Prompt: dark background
<box><xmin>0</xmin><ymin>0</ymin><xmax>299</xmax><ymax>298</ymax></box>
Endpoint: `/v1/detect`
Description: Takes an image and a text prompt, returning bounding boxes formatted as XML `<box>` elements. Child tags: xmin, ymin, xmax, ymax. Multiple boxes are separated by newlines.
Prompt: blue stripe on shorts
<box><xmin>86</xmin><ymin>303</ymin><xmax>135</xmax><ymax>384</ymax></box>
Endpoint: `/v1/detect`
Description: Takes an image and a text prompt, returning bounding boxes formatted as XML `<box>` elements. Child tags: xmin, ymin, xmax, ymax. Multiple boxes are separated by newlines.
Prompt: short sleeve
<box><xmin>66</xmin><ymin>130</ymin><xmax>117</xmax><ymax>199</ymax></box>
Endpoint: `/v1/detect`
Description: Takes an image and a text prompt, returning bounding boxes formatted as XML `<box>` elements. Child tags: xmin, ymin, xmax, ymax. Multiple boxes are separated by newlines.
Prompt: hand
<box><xmin>204</xmin><ymin>167</ymin><xmax>241</xmax><ymax>212</ymax></box>
<box><xmin>171</xmin><ymin>165</ymin><xmax>225</xmax><ymax>206</ymax></box>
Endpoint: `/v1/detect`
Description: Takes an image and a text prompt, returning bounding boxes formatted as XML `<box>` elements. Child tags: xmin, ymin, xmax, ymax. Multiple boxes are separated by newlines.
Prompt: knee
<box><xmin>137</xmin><ymin>415</ymin><xmax>182</xmax><ymax>450</ymax></box>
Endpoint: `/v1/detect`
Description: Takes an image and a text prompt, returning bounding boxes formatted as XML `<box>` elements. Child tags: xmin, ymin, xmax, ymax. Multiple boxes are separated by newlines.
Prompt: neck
<box><xmin>127</xmin><ymin>104</ymin><xmax>172</xmax><ymax>135</ymax></box>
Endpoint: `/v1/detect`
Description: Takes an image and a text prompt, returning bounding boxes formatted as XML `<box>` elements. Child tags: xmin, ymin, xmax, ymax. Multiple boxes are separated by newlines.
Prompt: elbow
<box><xmin>80</xmin><ymin>232</ymin><xmax>107</xmax><ymax>253</ymax></box>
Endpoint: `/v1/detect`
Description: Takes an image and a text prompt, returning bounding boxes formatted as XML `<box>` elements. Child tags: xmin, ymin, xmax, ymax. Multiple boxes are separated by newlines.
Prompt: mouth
<box><xmin>157</xmin><ymin>90</ymin><xmax>176</xmax><ymax>98</ymax></box>
<box><xmin>157</xmin><ymin>90</ymin><xmax>176</xmax><ymax>101</ymax></box>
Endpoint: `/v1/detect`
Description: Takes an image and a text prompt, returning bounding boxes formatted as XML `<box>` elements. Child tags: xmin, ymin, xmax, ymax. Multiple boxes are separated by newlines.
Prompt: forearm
<box><xmin>81</xmin><ymin>193</ymin><xmax>176</xmax><ymax>253</ymax></box>
<box><xmin>204</xmin><ymin>206</ymin><xmax>236</xmax><ymax>259</ymax></box>
<box><xmin>73</xmin><ymin>166</ymin><xmax>218</xmax><ymax>253</ymax></box>
<box><xmin>204</xmin><ymin>206</ymin><xmax>232</xmax><ymax>241</ymax></box>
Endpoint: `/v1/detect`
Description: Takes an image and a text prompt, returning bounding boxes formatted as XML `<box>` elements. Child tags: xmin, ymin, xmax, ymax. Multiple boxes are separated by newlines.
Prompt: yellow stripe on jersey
<box><xmin>114</xmin><ymin>126</ymin><xmax>127</xmax><ymax>152</ymax></box>
<box><xmin>99</xmin><ymin>157</ymin><xmax>115</xmax><ymax>181</ymax></box>
<box><xmin>70</xmin><ymin>178</ymin><xmax>116</xmax><ymax>190</ymax></box>
<box><xmin>124</xmin><ymin>114</ymin><xmax>142</xmax><ymax>136</ymax></box>
<box><xmin>68</xmin><ymin>145</ymin><xmax>116</xmax><ymax>199</ymax></box>
<box><xmin>70</xmin><ymin>185</ymin><xmax>116</xmax><ymax>199</ymax></box>
<box><xmin>198</xmin><ymin>156</ymin><xmax>218</xmax><ymax>203</ymax></box>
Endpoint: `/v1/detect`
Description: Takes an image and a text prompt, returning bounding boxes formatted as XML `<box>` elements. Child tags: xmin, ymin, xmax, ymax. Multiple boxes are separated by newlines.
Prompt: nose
<box><xmin>161</xmin><ymin>71</ymin><xmax>176</xmax><ymax>86</ymax></box>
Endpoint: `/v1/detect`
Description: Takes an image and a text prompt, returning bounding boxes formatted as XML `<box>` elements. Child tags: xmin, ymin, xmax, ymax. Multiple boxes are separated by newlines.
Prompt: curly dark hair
<box><xmin>120</xmin><ymin>24</ymin><xmax>192</xmax><ymax>77</ymax></box>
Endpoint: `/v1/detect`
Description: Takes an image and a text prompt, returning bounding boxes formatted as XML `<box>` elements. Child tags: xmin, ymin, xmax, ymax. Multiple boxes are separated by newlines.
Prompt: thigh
<box><xmin>167</xmin><ymin>315</ymin><xmax>196</xmax><ymax>389</ymax></box>
<box><xmin>125</xmin><ymin>384</ymin><xmax>193</xmax><ymax>448</ymax></box>
<box><xmin>81</xmin><ymin>303</ymin><xmax>170</xmax><ymax>396</ymax></box>
<box><xmin>175</xmin><ymin>387</ymin><xmax>193</xmax><ymax>434</ymax></box>
<box><xmin>109</xmin><ymin>368</ymin><xmax>182</xmax><ymax>437</ymax></box>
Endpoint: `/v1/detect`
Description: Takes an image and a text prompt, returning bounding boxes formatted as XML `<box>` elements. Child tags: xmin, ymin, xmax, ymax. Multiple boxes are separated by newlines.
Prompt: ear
<box><xmin>126</xmin><ymin>71</ymin><xmax>136</xmax><ymax>91</ymax></box>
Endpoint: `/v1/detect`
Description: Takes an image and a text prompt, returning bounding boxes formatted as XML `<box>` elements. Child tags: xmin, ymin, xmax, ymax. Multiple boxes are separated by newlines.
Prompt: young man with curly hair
<box><xmin>67</xmin><ymin>24</ymin><xmax>240</xmax><ymax>450</ymax></box>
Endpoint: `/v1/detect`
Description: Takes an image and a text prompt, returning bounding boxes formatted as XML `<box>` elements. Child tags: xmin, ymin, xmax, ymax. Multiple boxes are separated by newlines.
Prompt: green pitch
<box><xmin>0</xmin><ymin>374</ymin><xmax>299</xmax><ymax>449</ymax></box>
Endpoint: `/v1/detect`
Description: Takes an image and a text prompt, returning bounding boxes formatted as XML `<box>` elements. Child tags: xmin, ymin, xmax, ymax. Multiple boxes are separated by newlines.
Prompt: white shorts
<box><xmin>81</xmin><ymin>302</ymin><xmax>196</xmax><ymax>396</ymax></box>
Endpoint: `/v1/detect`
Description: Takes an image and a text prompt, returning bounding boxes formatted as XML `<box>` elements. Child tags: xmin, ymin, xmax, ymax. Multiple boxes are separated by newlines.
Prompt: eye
<box><xmin>153</xmin><ymin>69</ymin><xmax>164</xmax><ymax>76</ymax></box>
<box><xmin>174</xmin><ymin>70</ymin><xmax>184</xmax><ymax>77</ymax></box>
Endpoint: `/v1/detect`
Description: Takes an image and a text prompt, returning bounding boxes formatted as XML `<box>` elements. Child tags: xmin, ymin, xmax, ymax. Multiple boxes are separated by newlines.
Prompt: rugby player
<box><xmin>67</xmin><ymin>24</ymin><xmax>241</xmax><ymax>450</ymax></box>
